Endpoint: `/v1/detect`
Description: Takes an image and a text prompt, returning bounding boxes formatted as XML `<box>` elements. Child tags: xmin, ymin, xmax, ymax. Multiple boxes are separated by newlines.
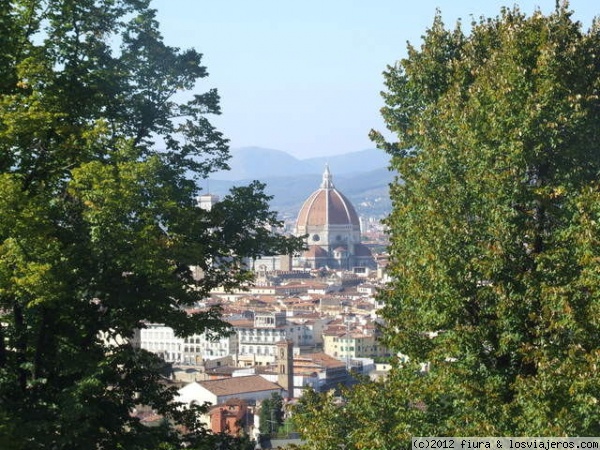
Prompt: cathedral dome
<box><xmin>296</xmin><ymin>165</ymin><xmax>360</xmax><ymax>230</ymax></box>
<box><xmin>294</xmin><ymin>165</ymin><xmax>374</xmax><ymax>270</ymax></box>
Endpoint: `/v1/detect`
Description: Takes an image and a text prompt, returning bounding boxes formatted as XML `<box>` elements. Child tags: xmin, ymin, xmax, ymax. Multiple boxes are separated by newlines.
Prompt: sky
<box><xmin>151</xmin><ymin>0</ymin><xmax>598</xmax><ymax>160</ymax></box>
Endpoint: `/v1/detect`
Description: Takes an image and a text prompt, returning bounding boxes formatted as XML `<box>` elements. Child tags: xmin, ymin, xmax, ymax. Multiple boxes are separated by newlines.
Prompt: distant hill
<box><xmin>202</xmin><ymin>147</ymin><xmax>396</xmax><ymax>220</ymax></box>
<box><xmin>212</xmin><ymin>147</ymin><xmax>391</xmax><ymax>181</ymax></box>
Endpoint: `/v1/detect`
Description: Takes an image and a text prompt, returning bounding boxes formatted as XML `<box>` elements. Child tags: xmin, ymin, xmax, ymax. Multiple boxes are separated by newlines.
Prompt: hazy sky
<box><xmin>151</xmin><ymin>0</ymin><xmax>597</xmax><ymax>159</ymax></box>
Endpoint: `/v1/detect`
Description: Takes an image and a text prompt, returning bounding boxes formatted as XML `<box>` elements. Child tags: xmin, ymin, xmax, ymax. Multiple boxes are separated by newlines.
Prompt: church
<box><xmin>294</xmin><ymin>165</ymin><xmax>375</xmax><ymax>271</ymax></box>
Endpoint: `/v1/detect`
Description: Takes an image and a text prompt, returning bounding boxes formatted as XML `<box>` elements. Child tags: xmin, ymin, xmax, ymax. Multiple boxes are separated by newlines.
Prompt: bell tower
<box><xmin>276</xmin><ymin>340</ymin><xmax>294</xmax><ymax>399</ymax></box>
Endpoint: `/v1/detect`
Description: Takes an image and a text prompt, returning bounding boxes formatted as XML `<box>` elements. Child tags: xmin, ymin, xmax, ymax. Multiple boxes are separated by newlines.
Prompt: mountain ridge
<box><xmin>212</xmin><ymin>146</ymin><xmax>390</xmax><ymax>181</ymax></box>
<box><xmin>204</xmin><ymin>147</ymin><xmax>394</xmax><ymax>220</ymax></box>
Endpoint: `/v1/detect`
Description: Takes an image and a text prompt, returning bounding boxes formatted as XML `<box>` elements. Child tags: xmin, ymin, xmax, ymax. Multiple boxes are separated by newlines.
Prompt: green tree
<box><xmin>259</xmin><ymin>392</ymin><xmax>284</xmax><ymax>436</ymax></box>
<box><xmin>297</xmin><ymin>3</ymin><xmax>600</xmax><ymax>448</ymax></box>
<box><xmin>0</xmin><ymin>1</ymin><xmax>302</xmax><ymax>448</ymax></box>
<box><xmin>292</xmin><ymin>388</ymin><xmax>348</xmax><ymax>450</ymax></box>
<box><xmin>374</xmin><ymin>2</ymin><xmax>600</xmax><ymax>439</ymax></box>
<box><xmin>293</xmin><ymin>376</ymin><xmax>426</xmax><ymax>450</ymax></box>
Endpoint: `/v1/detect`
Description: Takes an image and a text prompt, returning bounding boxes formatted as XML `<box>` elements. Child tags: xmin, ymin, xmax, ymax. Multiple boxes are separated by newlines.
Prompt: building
<box><xmin>134</xmin><ymin>311</ymin><xmax>321</xmax><ymax>367</ymax></box>
<box><xmin>207</xmin><ymin>399</ymin><xmax>252</xmax><ymax>436</ymax></box>
<box><xmin>293</xmin><ymin>352</ymin><xmax>350</xmax><ymax>392</ymax></box>
<box><xmin>135</xmin><ymin>323</ymin><xmax>182</xmax><ymax>363</ymax></box>
<box><xmin>260</xmin><ymin>351</ymin><xmax>350</xmax><ymax>397</ymax></box>
<box><xmin>134</xmin><ymin>322</ymin><xmax>238</xmax><ymax>365</ymax></box>
<box><xmin>176</xmin><ymin>375</ymin><xmax>284</xmax><ymax>407</ymax></box>
<box><xmin>197</xmin><ymin>193</ymin><xmax>219</xmax><ymax>211</ymax></box>
<box><xmin>276</xmin><ymin>340</ymin><xmax>294</xmax><ymax>398</ymax></box>
<box><xmin>294</xmin><ymin>165</ymin><xmax>375</xmax><ymax>270</ymax></box>
<box><xmin>231</xmin><ymin>311</ymin><xmax>316</xmax><ymax>365</ymax></box>
<box><xmin>182</xmin><ymin>330</ymin><xmax>239</xmax><ymax>364</ymax></box>
<box><xmin>322</xmin><ymin>319</ymin><xmax>392</xmax><ymax>361</ymax></box>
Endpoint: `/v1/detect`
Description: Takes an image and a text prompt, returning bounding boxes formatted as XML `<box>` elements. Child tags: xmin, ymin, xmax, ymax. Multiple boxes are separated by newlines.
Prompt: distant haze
<box><xmin>211</xmin><ymin>146</ymin><xmax>390</xmax><ymax>181</ymax></box>
<box><xmin>203</xmin><ymin>147</ymin><xmax>394</xmax><ymax>220</ymax></box>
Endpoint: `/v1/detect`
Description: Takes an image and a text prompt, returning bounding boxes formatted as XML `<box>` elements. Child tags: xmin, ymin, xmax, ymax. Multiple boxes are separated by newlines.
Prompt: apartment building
<box><xmin>135</xmin><ymin>310</ymin><xmax>322</xmax><ymax>367</ymax></box>
<box><xmin>323</xmin><ymin>318</ymin><xmax>391</xmax><ymax>360</ymax></box>
<box><xmin>134</xmin><ymin>322</ymin><xmax>238</xmax><ymax>365</ymax></box>
<box><xmin>231</xmin><ymin>311</ymin><xmax>315</xmax><ymax>365</ymax></box>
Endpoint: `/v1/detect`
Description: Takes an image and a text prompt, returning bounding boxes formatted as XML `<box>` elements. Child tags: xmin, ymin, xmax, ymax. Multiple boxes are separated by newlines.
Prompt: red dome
<box><xmin>296</xmin><ymin>166</ymin><xmax>360</xmax><ymax>229</ymax></box>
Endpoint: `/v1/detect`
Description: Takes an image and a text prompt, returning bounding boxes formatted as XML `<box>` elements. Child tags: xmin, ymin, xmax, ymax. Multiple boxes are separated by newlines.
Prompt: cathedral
<box><xmin>294</xmin><ymin>165</ymin><xmax>375</xmax><ymax>271</ymax></box>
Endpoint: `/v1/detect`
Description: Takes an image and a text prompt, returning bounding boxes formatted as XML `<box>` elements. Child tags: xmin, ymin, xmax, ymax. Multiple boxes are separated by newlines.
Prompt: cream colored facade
<box><xmin>232</xmin><ymin>312</ymin><xmax>317</xmax><ymax>365</ymax></box>
<box><xmin>323</xmin><ymin>330</ymin><xmax>391</xmax><ymax>360</ymax></box>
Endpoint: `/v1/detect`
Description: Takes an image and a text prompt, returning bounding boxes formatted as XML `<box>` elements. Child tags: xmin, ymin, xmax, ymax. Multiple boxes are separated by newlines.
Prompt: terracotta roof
<box><xmin>297</xmin><ymin>189</ymin><xmax>360</xmax><ymax>227</ymax></box>
<box><xmin>288</xmin><ymin>312</ymin><xmax>325</xmax><ymax>320</ymax></box>
<box><xmin>208</xmin><ymin>398</ymin><xmax>248</xmax><ymax>415</ymax></box>
<box><xmin>199</xmin><ymin>375</ymin><xmax>282</xmax><ymax>397</ymax></box>
<box><xmin>303</xmin><ymin>245</ymin><xmax>329</xmax><ymax>258</ymax></box>
<box><xmin>297</xmin><ymin>352</ymin><xmax>346</xmax><ymax>369</ymax></box>
<box><xmin>227</xmin><ymin>318</ymin><xmax>253</xmax><ymax>327</ymax></box>
<box><xmin>296</xmin><ymin>167</ymin><xmax>360</xmax><ymax>229</ymax></box>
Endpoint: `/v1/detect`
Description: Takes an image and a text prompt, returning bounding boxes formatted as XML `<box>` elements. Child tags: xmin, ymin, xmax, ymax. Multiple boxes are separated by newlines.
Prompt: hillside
<box><xmin>202</xmin><ymin>147</ymin><xmax>395</xmax><ymax>220</ymax></box>
<box><xmin>211</xmin><ymin>147</ymin><xmax>391</xmax><ymax>181</ymax></box>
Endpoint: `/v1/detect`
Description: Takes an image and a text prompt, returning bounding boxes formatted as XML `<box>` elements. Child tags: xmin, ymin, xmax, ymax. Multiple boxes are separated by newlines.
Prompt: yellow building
<box><xmin>323</xmin><ymin>324</ymin><xmax>391</xmax><ymax>360</ymax></box>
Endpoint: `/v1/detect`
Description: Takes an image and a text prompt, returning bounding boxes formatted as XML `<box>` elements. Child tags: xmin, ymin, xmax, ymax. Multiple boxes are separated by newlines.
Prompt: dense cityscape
<box><xmin>2</xmin><ymin>2</ymin><xmax>599</xmax><ymax>449</ymax></box>
<box><xmin>132</xmin><ymin>166</ymin><xmax>392</xmax><ymax>446</ymax></box>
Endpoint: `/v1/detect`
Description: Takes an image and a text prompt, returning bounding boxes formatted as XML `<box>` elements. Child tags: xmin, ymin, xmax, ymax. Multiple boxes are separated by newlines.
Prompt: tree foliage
<box><xmin>259</xmin><ymin>392</ymin><xmax>284</xmax><ymax>436</ymax></box>
<box><xmin>0</xmin><ymin>1</ymin><xmax>302</xmax><ymax>448</ymax></box>
<box><xmin>298</xmin><ymin>3</ymin><xmax>600</xmax><ymax>448</ymax></box>
<box><xmin>293</xmin><ymin>374</ymin><xmax>427</xmax><ymax>450</ymax></box>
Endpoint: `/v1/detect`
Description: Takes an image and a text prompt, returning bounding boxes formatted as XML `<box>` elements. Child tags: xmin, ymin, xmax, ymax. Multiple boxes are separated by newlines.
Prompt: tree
<box><xmin>292</xmin><ymin>388</ymin><xmax>350</xmax><ymax>450</ymax></box>
<box><xmin>297</xmin><ymin>3</ymin><xmax>600</xmax><ymax>448</ymax></box>
<box><xmin>374</xmin><ymin>2</ymin><xmax>600</xmax><ymax>438</ymax></box>
<box><xmin>294</xmin><ymin>372</ymin><xmax>436</xmax><ymax>450</ymax></box>
<box><xmin>259</xmin><ymin>392</ymin><xmax>284</xmax><ymax>436</ymax></box>
<box><xmin>0</xmin><ymin>1</ymin><xmax>303</xmax><ymax>448</ymax></box>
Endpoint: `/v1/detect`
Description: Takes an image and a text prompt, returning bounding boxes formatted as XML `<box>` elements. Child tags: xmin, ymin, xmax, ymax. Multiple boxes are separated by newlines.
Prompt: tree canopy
<box><xmin>259</xmin><ymin>392</ymin><xmax>284</xmax><ymax>436</ymax></box>
<box><xmin>296</xmin><ymin>3</ymin><xmax>600</xmax><ymax>448</ymax></box>
<box><xmin>0</xmin><ymin>1</ymin><xmax>302</xmax><ymax>448</ymax></box>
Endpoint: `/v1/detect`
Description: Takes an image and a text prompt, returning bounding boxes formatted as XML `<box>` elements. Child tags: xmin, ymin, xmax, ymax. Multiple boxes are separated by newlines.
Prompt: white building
<box><xmin>181</xmin><ymin>330</ymin><xmax>239</xmax><ymax>364</ymax></box>
<box><xmin>135</xmin><ymin>323</ymin><xmax>182</xmax><ymax>363</ymax></box>
<box><xmin>176</xmin><ymin>375</ymin><xmax>283</xmax><ymax>408</ymax></box>
<box><xmin>196</xmin><ymin>193</ymin><xmax>219</xmax><ymax>211</ymax></box>
<box><xmin>287</xmin><ymin>314</ymin><xmax>330</xmax><ymax>348</ymax></box>
<box><xmin>231</xmin><ymin>312</ymin><xmax>317</xmax><ymax>365</ymax></box>
<box><xmin>134</xmin><ymin>323</ymin><xmax>238</xmax><ymax>365</ymax></box>
<box><xmin>134</xmin><ymin>311</ymin><xmax>320</xmax><ymax>367</ymax></box>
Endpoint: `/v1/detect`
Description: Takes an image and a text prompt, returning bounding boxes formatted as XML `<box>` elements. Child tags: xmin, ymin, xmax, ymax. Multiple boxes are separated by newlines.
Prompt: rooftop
<box><xmin>199</xmin><ymin>375</ymin><xmax>282</xmax><ymax>397</ymax></box>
